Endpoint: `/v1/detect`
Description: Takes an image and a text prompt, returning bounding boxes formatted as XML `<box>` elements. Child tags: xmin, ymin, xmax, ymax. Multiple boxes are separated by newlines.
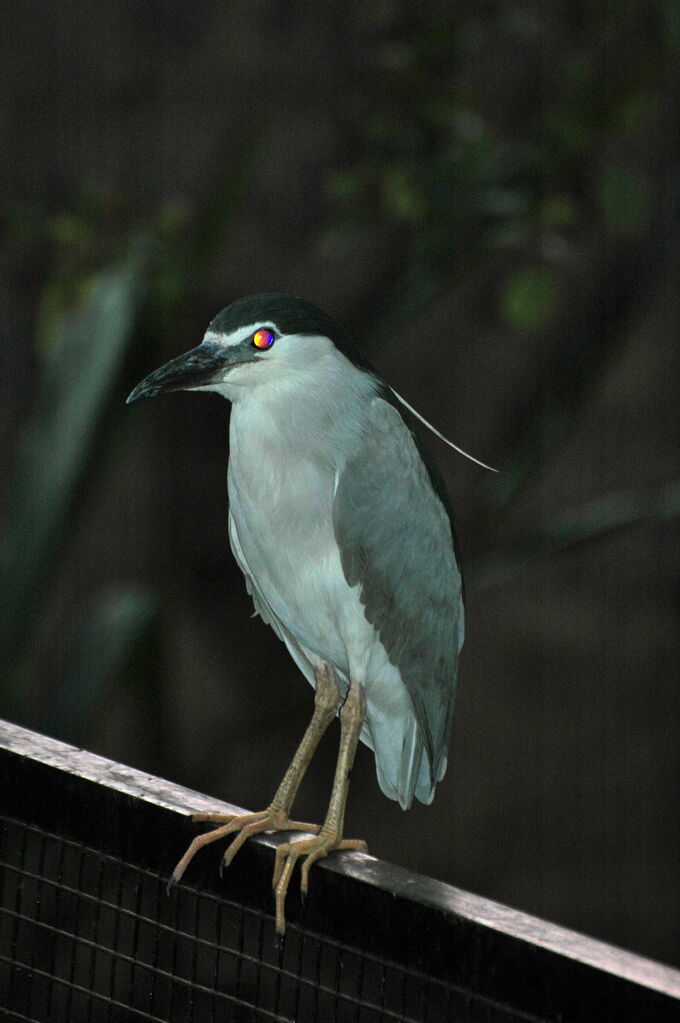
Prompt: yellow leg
<box><xmin>272</xmin><ymin>680</ymin><xmax>368</xmax><ymax>934</ymax></box>
<box><xmin>171</xmin><ymin>662</ymin><xmax>341</xmax><ymax>886</ymax></box>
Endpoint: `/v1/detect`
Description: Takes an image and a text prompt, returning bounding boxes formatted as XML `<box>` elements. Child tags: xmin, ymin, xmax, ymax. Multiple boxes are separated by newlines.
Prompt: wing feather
<box><xmin>333</xmin><ymin>396</ymin><xmax>464</xmax><ymax>792</ymax></box>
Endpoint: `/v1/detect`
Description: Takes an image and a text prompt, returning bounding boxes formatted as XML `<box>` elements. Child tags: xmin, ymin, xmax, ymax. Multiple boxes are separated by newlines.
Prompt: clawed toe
<box><xmin>272</xmin><ymin>832</ymin><xmax>367</xmax><ymax>934</ymax></box>
<box><xmin>170</xmin><ymin>808</ymin><xmax>321</xmax><ymax>887</ymax></box>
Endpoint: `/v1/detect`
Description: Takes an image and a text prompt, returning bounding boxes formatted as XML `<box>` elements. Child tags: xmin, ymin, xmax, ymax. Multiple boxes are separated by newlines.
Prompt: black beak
<box><xmin>126</xmin><ymin>341</ymin><xmax>256</xmax><ymax>404</ymax></box>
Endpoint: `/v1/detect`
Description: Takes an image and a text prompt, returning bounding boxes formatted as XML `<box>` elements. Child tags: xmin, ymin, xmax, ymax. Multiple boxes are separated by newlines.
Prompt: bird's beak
<box><xmin>126</xmin><ymin>341</ymin><xmax>254</xmax><ymax>404</ymax></box>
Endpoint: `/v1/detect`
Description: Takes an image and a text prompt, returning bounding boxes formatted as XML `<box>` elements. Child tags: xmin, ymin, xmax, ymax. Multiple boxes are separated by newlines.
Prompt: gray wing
<box><xmin>333</xmin><ymin>395</ymin><xmax>464</xmax><ymax>788</ymax></box>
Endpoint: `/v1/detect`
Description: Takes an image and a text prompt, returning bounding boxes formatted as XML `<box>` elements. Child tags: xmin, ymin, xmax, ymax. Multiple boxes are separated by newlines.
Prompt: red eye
<box><xmin>252</xmin><ymin>329</ymin><xmax>275</xmax><ymax>350</ymax></box>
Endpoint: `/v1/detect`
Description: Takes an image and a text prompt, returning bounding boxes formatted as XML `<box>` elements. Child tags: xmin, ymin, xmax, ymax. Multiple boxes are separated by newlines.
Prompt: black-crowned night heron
<box><xmin>127</xmin><ymin>293</ymin><xmax>492</xmax><ymax>933</ymax></box>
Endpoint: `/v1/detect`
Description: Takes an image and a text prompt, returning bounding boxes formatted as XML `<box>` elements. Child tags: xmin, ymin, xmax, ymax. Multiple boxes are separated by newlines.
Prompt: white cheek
<box><xmin>189</xmin><ymin>360</ymin><xmax>267</xmax><ymax>400</ymax></box>
<box><xmin>229</xmin><ymin>360</ymin><xmax>274</xmax><ymax>386</ymax></box>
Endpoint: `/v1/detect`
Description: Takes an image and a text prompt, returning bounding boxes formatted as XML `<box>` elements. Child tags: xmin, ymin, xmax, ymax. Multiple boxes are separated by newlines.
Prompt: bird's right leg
<box><xmin>171</xmin><ymin>662</ymin><xmax>341</xmax><ymax>885</ymax></box>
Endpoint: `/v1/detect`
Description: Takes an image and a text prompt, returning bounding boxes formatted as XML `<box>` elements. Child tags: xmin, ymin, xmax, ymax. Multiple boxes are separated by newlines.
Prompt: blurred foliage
<box><xmin>47</xmin><ymin>585</ymin><xmax>158</xmax><ymax>746</ymax></box>
<box><xmin>0</xmin><ymin>236</ymin><xmax>153</xmax><ymax>724</ymax></box>
<box><xmin>328</xmin><ymin>7</ymin><xmax>674</xmax><ymax>304</ymax></box>
<box><xmin>500</xmin><ymin>266</ymin><xmax>561</xmax><ymax>333</ymax></box>
<box><xmin>0</xmin><ymin>147</ymin><xmax>253</xmax><ymax>740</ymax></box>
<box><xmin>474</xmin><ymin>479</ymin><xmax>680</xmax><ymax>588</ymax></box>
<box><xmin>596</xmin><ymin>164</ymin><xmax>651</xmax><ymax>236</ymax></box>
<box><xmin>333</xmin><ymin>6</ymin><xmax>673</xmax><ymax>258</ymax></box>
<box><xmin>35</xmin><ymin>187</ymin><xmax>145</xmax><ymax>346</ymax></box>
<box><xmin>328</xmin><ymin>6</ymin><xmax>677</xmax><ymax>509</ymax></box>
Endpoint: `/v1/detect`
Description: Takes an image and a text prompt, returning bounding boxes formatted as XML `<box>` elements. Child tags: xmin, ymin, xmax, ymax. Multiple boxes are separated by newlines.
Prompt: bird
<box><xmin>127</xmin><ymin>293</ymin><xmax>489</xmax><ymax>934</ymax></box>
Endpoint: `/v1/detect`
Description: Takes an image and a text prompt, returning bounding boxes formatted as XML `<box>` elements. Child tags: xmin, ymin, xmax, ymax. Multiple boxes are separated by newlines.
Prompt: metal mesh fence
<box><xmin>0</xmin><ymin>816</ymin><xmax>481</xmax><ymax>1023</ymax></box>
<box><xmin>1</xmin><ymin>720</ymin><xmax>679</xmax><ymax>1023</ymax></box>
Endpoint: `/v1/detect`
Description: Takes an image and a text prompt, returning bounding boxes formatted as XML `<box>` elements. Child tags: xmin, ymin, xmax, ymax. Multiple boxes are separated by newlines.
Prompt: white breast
<box><xmin>228</xmin><ymin>418</ymin><xmax>351</xmax><ymax>669</ymax></box>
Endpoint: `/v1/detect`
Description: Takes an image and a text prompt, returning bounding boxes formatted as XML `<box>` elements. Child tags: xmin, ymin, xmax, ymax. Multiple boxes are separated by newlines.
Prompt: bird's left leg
<box><xmin>272</xmin><ymin>678</ymin><xmax>368</xmax><ymax>934</ymax></box>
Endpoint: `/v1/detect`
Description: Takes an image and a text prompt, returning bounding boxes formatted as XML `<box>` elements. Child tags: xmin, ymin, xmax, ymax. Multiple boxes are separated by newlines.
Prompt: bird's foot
<box><xmin>272</xmin><ymin>828</ymin><xmax>368</xmax><ymax>934</ymax></box>
<box><xmin>170</xmin><ymin>808</ymin><xmax>321</xmax><ymax>887</ymax></box>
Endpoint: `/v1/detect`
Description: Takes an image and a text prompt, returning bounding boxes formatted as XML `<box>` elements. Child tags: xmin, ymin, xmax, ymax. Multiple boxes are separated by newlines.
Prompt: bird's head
<box><xmin>126</xmin><ymin>293</ymin><xmax>371</xmax><ymax>406</ymax></box>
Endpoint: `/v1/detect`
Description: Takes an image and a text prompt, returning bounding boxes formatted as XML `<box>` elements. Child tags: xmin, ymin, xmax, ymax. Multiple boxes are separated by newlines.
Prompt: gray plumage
<box><xmin>333</xmin><ymin>397</ymin><xmax>463</xmax><ymax>802</ymax></box>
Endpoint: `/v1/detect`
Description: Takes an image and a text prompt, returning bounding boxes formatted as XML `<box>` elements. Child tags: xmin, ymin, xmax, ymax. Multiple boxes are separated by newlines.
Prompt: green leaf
<box><xmin>500</xmin><ymin>266</ymin><xmax>560</xmax><ymax>332</ymax></box>
<box><xmin>381</xmin><ymin>165</ymin><xmax>425</xmax><ymax>221</ymax></box>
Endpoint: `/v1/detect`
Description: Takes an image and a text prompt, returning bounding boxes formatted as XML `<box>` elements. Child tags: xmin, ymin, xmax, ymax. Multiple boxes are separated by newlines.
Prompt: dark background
<box><xmin>2</xmin><ymin>1</ymin><xmax>678</xmax><ymax>968</ymax></box>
